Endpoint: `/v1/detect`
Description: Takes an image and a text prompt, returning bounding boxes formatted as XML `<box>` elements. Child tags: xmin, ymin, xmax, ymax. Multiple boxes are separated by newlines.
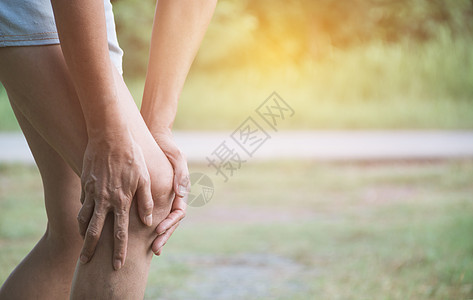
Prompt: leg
<box><xmin>0</xmin><ymin>103</ymin><xmax>83</xmax><ymax>299</ymax></box>
<box><xmin>0</xmin><ymin>45</ymin><xmax>174</xmax><ymax>299</ymax></box>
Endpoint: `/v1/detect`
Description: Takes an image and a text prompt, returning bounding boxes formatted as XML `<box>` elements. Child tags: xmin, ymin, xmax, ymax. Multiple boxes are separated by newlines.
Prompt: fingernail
<box><xmin>80</xmin><ymin>255</ymin><xmax>88</xmax><ymax>264</ymax></box>
<box><xmin>114</xmin><ymin>259</ymin><xmax>122</xmax><ymax>270</ymax></box>
<box><xmin>178</xmin><ymin>185</ymin><xmax>187</xmax><ymax>195</ymax></box>
<box><xmin>145</xmin><ymin>215</ymin><xmax>153</xmax><ymax>226</ymax></box>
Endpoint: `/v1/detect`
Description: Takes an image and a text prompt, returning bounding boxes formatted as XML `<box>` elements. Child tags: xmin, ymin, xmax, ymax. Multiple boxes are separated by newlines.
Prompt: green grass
<box><xmin>0</xmin><ymin>88</ymin><xmax>19</xmax><ymax>131</ymax></box>
<box><xmin>1</xmin><ymin>160</ymin><xmax>472</xmax><ymax>299</ymax></box>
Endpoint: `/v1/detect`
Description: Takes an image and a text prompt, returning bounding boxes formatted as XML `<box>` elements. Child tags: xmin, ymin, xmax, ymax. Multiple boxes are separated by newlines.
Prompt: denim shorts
<box><xmin>0</xmin><ymin>0</ymin><xmax>123</xmax><ymax>74</ymax></box>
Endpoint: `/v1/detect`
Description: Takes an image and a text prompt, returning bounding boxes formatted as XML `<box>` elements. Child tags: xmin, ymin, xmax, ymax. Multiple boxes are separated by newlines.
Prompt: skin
<box><xmin>49</xmin><ymin>0</ymin><xmax>217</xmax><ymax>266</ymax></box>
<box><xmin>0</xmin><ymin>0</ymin><xmax>217</xmax><ymax>298</ymax></box>
<box><xmin>143</xmin><ymin>0</ymin><xmax>217</xmax><ymax>254</ymax></box>
<box><xmin>0</xmin><ymin>101</ymin><xmax>83</xmax><ymax>299</ymax></box>
<box><xmin>0</xmin><ymin>45</ymin><xmax>173</xmax><ymax>299</ymax></box>
<box><xmin>50</xmin><ymin>0</ymin><xmax>156</xmax><ymax>270</ymax></box>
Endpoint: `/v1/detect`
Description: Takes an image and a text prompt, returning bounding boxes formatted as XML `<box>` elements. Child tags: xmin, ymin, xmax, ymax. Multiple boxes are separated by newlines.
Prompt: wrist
<box><xmin>141</xmin><ymin>103</ymin><xmax>176</xmax><ymax>134</ymax></box>
<box><xmin>141</xmin><ymin>85</ymin><xmax>178</xmax><ymax>131</ymax></box>
<box><xmin>148</xmin><ymin>125</ymin><xmax>173</xmax><ymax>139</ymax></box>
<box><xmin>86</xmin><ymin>109</ymin><xmax>129</xmax><ymax>139</ymax></box>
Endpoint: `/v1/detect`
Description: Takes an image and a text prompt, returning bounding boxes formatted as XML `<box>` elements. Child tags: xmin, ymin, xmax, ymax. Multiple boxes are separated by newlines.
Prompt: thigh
<box><xmin>0</xmin><ymin>45</ymin><xmax>87</xmax><ymax>174</ymax></box>
<box><xmin>9</xmin><ymin>101</ymin><xmax>82</xmax><ymax>242</ymax></box>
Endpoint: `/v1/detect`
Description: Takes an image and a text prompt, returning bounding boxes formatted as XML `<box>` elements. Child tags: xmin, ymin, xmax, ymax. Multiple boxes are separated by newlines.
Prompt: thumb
<box><xmin>136</xmin><ymin>175</ymin><xmax>154</xmax><ymax>226</ymax></box>
<box><xmin>172</xmin><ymin>151</ymin><xmax>190</xmax><ymax>198</ymax></box>
<box><xmin>156</xmin><ymin>135</ymin><xmax>190</xmax><ymax>198</ymax></box>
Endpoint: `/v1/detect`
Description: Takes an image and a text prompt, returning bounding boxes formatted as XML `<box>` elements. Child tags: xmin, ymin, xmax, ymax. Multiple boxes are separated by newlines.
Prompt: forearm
<box><xmin>50</xmin><ymin>0</ymin><xmax>123</xmax><ymax>133</ymax></box>
<box><xmin>141</xmin><ymin>0</ymin><xmax>217</xmax><ymax>131</ymax></box>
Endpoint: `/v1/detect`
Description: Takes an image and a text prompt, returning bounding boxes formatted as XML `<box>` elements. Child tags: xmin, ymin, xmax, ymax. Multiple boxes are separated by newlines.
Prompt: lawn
<box><xmin>0</xmin><ymin>160</ymin><xmax>472</xmax><ymax>299</ymax></box>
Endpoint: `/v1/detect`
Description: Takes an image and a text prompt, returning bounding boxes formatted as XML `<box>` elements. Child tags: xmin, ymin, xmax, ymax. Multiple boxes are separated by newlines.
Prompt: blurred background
<box><xmin>117</xmin><ymin>0</ymin><xmax>473</xmax><ymax>131</ymax></box>
<box><xmin>1</xmin><ymin>0</ymin><xmax>473</xmax><ymax>299</ymax></box>
<box><xmin>2</xmin><ymin>0</ymin><xmax>472</xmax><ymax>130</ymax></box>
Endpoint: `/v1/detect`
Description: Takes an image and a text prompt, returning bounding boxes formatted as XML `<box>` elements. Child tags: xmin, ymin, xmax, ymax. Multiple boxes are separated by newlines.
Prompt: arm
<box><xmin>141</xmin><ymin>0</ymin><xmax>217</xmax><ymax>131</ymax></box>
<box><xmin>140</xmin><ymin>0</ymin><xmax>217</xmax><ymax>254</ymax></box>
<box><xmin>50</xmin><ymin>0</ymin><xmax>154</xmax><ymax>270</ymax></box>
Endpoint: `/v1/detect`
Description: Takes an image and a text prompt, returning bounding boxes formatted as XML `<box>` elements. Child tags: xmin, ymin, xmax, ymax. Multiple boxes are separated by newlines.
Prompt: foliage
<box><xmin>1</xmin><ymin>0</ymin><xmax>472</xmax><ymax>130</ymax></box>
<box><xmin>113</xmin><ymin>0</ymin><xmax>473</xmax><ymax>74</ymax></box>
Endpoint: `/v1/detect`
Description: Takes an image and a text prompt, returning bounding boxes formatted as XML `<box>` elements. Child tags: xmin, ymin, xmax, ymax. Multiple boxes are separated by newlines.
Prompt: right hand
<box><xmin>148</xmin><ymin>128</ymin><xmax>189</xmax><ymax>256</ymax></box>
<box><xmin>77</xmin><ymin>127</ymin><xmax>154</xmax><ymax>270</ymax></box>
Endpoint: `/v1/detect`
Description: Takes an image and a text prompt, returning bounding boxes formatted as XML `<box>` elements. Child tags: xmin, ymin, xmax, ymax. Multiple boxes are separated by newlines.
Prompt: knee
<box><xmin>149</xmin><ymin>156</ymin><xmax>174</xmax><ymax>208</ymax></box>
<box><xmin>126</xmin><ymin>156</ymin><xmax>173</xmax><ymax>242</ymax></box>
<box><xmin>43</xmin><ymin>225</ymin><xmax>82</xmax><ymax>257</ymax></box>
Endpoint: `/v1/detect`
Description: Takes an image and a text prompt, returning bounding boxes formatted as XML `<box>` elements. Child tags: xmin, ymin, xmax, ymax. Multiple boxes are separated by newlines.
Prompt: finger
<box><xmin>80</xmin><ymin>188</ymin><xmax>85</xmax><ymax>204</ymax></box>
<box><xmin>113</xmin><ymin>207</ymin><xmax>129</xmax><ymax>271</ymax></box>
<box><xmin>172</xmin><ymin>152</ymin><xmax>190</xmax><ymax>198</ymax></box>
<box><xmin>152</xmin><ymin>222</ymin><xmax>179</xmax><ymax>254</ymax></box>
<box><xmin>77</xmin><ymin>192</ymin><xmax>95</xmax><ymax>238</ymax></box>
<box><xmin>136</xmin><ymin>175</ymin><xmax>153</xmax><ymax>227</ymax></box>
<box><xmin>80</xmin><ymin>205</ymin><xmax>107</xmax><ymax>264</ymax></box>
<box><xmin>155</xmin><ymin>199</ymin><xmax>186</xmax><ymax>235</ymax></box>
<box><xmin>156</xmin><ymin>137</ymin><xmax>189</xmax><ymax>198</ymax></box>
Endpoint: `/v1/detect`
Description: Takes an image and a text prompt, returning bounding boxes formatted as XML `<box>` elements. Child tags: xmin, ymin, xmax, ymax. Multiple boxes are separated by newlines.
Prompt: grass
<box><xmin>0</xmin><ymin>160</ymin><xmax>472</xmax><ymax>299</ymax></box>
<box><xmin>0</xmin><ymin>88</ymin><xmax>18</xmax><ymax>131</ymax></box>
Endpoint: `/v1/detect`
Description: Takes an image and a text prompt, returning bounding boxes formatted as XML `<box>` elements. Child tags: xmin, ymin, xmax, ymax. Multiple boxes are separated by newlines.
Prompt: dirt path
<box><xmin>152</xmin><ymin>253</ymin><xmax>316</xmax><ymax>300</ymax></box>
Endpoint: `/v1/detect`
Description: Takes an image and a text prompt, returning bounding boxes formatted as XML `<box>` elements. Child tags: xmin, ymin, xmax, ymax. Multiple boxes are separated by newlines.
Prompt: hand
<box><xmin>149</xmin><ymin>128</ymin><xmax>189</xmax><ymax>255</ymax></box>
<box><xmin>152</xmin><ymin>195</ymin><xmax>187</xmax><ymax>255</ymax></box>
<box><xmin>77</xmin><ymin>127</ymin><xmax>154</xmax><ymax>270</ymax></box>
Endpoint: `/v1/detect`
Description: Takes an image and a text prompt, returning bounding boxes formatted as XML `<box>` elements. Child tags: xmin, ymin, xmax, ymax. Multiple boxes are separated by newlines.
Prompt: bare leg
<box><xmin>0</xmin><ymin>45</ymin><xmax>174</xmax><ymax>299</ymax></box>
<box><xmin>0</xmin><ymin>103</ymin><xmax>83</xmax><ymax>299</ymax></box>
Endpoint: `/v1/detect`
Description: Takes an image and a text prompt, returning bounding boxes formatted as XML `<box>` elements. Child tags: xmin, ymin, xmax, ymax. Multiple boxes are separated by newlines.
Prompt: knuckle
<box><xmin>81</xmin><ymin>202</ymin><xmax>94</xmax><ymax>212</ymax></box>
<box><xmin>115</xmin><ymin>207</ymin><xmax>128</xmax><ymax>217</ymax></box>
<box><xmin>124</xmin><ymin>148</ymin><xmax>136</xmax><ymax>164</ymax></box>
<box><xmin>114</xmin><ymin>251</ymin><xmax>125</xmax><ymax>261</ymax></box>
<box><xmin>87</xmin><ymin>226</ymin><xmax>101</xmax><ymax>240</ymax></box>
<box><xmin>182</xmin><ymin>176</ymin><xmax>190</xmax><ymax>189</ymax></box>
<box><xmin>115</xmin><ymin>229</ymin><xmax>127</xmax><ymax>241</ymax></box>
<box><xmin>179</xmin><ymin>170</ymin><xmax>189</xmax><ymax>182</ymax></box>
<box><xmin>94</xmin><ymin>191</ymin><xmax>110</xmax><ymax>202</ymax></box>
<box><xmin>118</xmin><ymin>193</ymin><xmax>132</xmax><ymax>205</ymax></box>
<box><xmin>179</xmin><ymin>150</ymin><xmax>187</xmax><ymax>162</ymax></box>
<box><xmin>82</xmin><ymin>178</ymin><xmax>97</xmax><ymax>194</ymax></box>
<box><xmin>77</xmin><ymin>214</ymin><xmax>87</xmax><ymax>224</ymax></box>
<box><xmin>93</xmin><ymin>208</ymin><xmax>107</xmax><ymax>218</ymax></box>
<box><xmin>174</xmin><ymin>148</ymin><xmax>183</xmax><ymax>160</ymax></box>
<box><xmin>141</xmin><ymin>173</ymin><xmax>151</xmax><ymax>186</ymax></box>
<box><xmin>142</xmin><ymin>199</ymin><xmax>154</xmax><ymax>211</ymax></box>
<box><xmin>80</xmin><ymin>173</ymin><xmax>88</xmax><ymax>184</ymax></box>
<box><xmin>156</xmin><ymin>225</ymin><xmax>165</xmax><ymax>234</ymax></box>
<box><xmin>81</xmin><ymin>249</ymin><xmax>92</xmax><ymax>258</ymax></box>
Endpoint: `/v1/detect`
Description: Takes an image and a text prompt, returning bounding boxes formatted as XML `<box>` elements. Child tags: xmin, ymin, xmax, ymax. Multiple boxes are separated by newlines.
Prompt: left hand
<box><xmin>150</xmin><ymin>128</ymin><xmax>190</xmax><ymax>255</ymax></box>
